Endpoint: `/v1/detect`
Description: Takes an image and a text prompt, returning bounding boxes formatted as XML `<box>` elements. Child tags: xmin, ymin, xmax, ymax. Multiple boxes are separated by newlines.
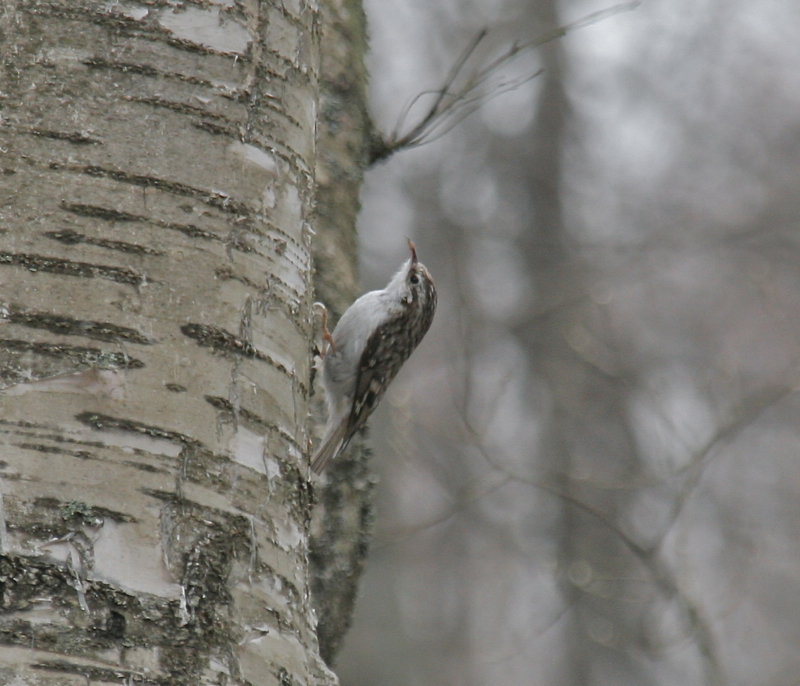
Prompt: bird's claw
<box><xmin>321</xmin><ymin>307</ymin><xmax>336</xmax><ymax>356</ymax></box>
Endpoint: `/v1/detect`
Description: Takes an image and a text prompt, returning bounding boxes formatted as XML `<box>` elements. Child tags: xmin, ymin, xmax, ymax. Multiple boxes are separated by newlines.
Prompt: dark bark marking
<box><xmin>205</xmin><ymin>394</ymin><xmax>266</xmax><ymax>426</ymax></box>
<box><xmin>61</xmin><ymin>202</ymin><xmax>141</xmax><ymax>222</ymax></box>
<box><xmin>192</xmin><ymin>119</ymin><xmax>238</xmax><ymax>137</ymax></box>
<box><xmin>226</xmin><ymin>227</ymin><xmax>291</xmax><ymax>256</ymax></box>
<box><xmin>122</xmin><ymin>459</ymin><xmax>170</xmax><ymax>474</ymax></box>
<box><xmin>34</xmin><ymin>497</ymin><xmax>137</xmax><ymax>525</ymax></box>
<box><xmin>263</xmin><ymin>48</ymin><xmax>300</xmax><ymax>78</ymax></box>
<box><xmin>3</xmin><ymin>304</ymin><xmax>154</xmax><ymax>345</ymax></box>
<box><xmin>180</xmin><ymin>323</ymin><xmax>297</xmax><ymax>381</ymax></box>
<box><xmin>227</xmin><ymin>233</ymin><xmax>255</xmax><ymax>253</ymax></box>
<box><xmin>265</xmin><ymin>267</ymin><xmax>304</xmax><ymax>302</ymax></box>
<box><xmin>0</xmin><ymin>418</ymin><xmax>61</xmax><ymax>431</ymax></box>
<box><xmin>214</xmin><ymin>266</ymin><xmax>264</xmax><ymax>291</ymax></box>
<box><xmin>260</xmin><ymin>97</ymin><xmax>303</xmax><ymax>131</ymax></box>
<box><xmin>83</xmin><ymin>56</ymin><xmax>163</xmax><ymax>78</ymax></box>
<box><xmin>105</xmin><ymin>611</ymin><xmax>126</xmax><ymax>639</ymax></box>
<box><xmin>257</xmin><ymin>219</ymin><xmax>300</xmax><ymax>250</ymax></box>
<box><xmin>213</xmin><ymin>267</ymin><xmax>310</xmax><ymax>337</ymax></box>
<box><xmin>0</xmin><ymin>339</ymin><xmax>144</xmax><ymax>369</ymax></box>
<box><xmin>245</xmin><ymin>130</ymin><xmax>313</xmax><ymax>188</ymax></box>
<box><xmin>44</xmin><ymin>229</ymin><xmax>164</xmax><ymax>256</ymax></box>
<box><xmin>125</xmin><ymin>95</ymin><xmax>238</xmax><ymax>123</ymax></box>
<box><xmin>164</xmin><ymin>383</ymin><xmax>187</xmax><ymax>393</ymax></box>
<box><xmin>35</xmin><ymin>2</ymin><xmax>162</xmax><ymax>33</ymax></box>
<box><xmin>163</xmin><ymin>222</ymin><xmax>219</xmax><ymax>240</ymax></box>
<box><xmin>157</xmin><ymin>500</ymin><xmax>253</xmax><ymax>681</ymax></box>
<box><xmin>80</xmin><ymin>165</ymin><xmax>248</xmax><ymax>214</ymax></box>
<box><xmin>4</xmin><ymin>428</ymin><xmax>172</xmax><ymax>476</ymax></box>
<box><xmin>0</xmin><ymin>252</ymin><xmax>146</xmax><ymax>286</ymax></box>
<box><xmin>83</xmin><ymin>55</ymin><xmax>249</xmax><ymax>93</ymax></box>
<box><xmin>20</xmin><ymin>127</ymin><xmax>102</xmax><ymax>145</ymax></box>
<box><xmin>61</xmin><ymin>202</ymin><xmax>223</xmax><ymax>242</ymax></box>
<box><xmin>36</xmin><ymin>1</ymin><xmax>254</xmax><ymax>61</ymax></box>
<box><xmin>0</xmin><ymin>419</ymin><xmax>115</xmax><ymax>450</ymax></box>
<box><xmin>16</xmin><ymin>443</ymin><xmax>95</xmax><ymax>460</ymax></box>
<box><xmin>48</xmin><ymin>163</ymin><xmax>250</xmax><ymax>216</ymax></box>
<box><xmin>279</xmin><ymin>667</ymin><xmax>304</xmax><ymax>686</ymax></box>
<box><xmin>75</xmin><ymin>412</ymin><xmax>200</xmax><ymax>447</ymax></box>
<box><xmin>204</xmin><ymin>394</ymin><xmax>297</xmax><ymax>445</ymax></box>
<box><xmin>124</xmin><ymin>92</ymin><xmax>244</xmax><ymax>136</ymax></box>
<box><xmin>163</xmin><ymin>34</ymin><xmax>253</xmax><ymax>60</ymax></box>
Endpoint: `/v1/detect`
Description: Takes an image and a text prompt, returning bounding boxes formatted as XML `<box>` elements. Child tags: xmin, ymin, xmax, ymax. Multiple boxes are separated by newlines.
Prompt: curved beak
<box><xmin>407</xmin><ymin>238</ymin><xmax>418</xmax><ymax>263</ymax></box>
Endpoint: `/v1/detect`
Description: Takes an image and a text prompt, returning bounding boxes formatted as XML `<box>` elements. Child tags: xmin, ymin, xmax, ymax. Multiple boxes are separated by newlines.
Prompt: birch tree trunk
<box><xmin>0</xmin><ymin>1</ymin><xmax>365</xmax><ymax>683</ymax></box>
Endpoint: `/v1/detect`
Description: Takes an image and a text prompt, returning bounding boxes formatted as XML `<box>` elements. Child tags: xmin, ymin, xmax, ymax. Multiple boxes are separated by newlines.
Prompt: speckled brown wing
<box><xmin>344</xmin><ymin>284</ymin><xmax>437</xmax><ymax>448</ymax></box>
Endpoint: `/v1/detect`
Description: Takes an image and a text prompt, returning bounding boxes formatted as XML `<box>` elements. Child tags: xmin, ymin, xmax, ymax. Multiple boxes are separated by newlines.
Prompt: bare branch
<box><xmin>371</xmin><ymin>1</ymin><xmax>642</xmax><ymax>163</ymax></box>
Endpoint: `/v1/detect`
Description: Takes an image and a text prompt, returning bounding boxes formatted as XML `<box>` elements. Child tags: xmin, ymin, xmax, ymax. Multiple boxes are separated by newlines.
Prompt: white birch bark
<box><xmin>0</xmin><ymin>1</ymin><xmax>349</xmax><ymax>684</ymax></box>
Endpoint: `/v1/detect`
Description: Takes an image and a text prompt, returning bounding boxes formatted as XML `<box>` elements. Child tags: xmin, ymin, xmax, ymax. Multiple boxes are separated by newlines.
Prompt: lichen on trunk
<box><xmin>308</xmin><ymin>0</ymin><xmax>377</xmax><ymax>668</ymax></box>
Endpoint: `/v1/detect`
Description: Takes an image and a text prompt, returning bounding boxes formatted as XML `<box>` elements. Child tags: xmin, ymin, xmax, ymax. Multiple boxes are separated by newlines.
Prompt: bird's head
<box><xmin>386</xmin><ymin>239</ymin><xmax>436</xmax><ymax>312</ymax></box>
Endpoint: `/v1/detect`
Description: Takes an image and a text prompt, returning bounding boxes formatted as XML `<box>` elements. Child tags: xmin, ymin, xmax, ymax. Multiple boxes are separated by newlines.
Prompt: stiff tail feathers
<box><xmin>310</xmin><ymin>419</ymin><xmax>349</xmax><ymax>474</ymax></box>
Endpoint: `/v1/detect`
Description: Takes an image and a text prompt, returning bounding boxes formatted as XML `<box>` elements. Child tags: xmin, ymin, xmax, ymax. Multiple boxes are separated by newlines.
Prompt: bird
<box><xmin>311</xmin><ymin>239</ymin><xmax>437</xmax><ymax>474</ymax></box>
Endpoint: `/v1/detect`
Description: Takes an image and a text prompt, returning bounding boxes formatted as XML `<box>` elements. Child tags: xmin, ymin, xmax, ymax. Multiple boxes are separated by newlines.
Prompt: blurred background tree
<box><xmin>335</xmin><ymin>0</ymin><xmax>800</xmax><ymax>684</ymax></box>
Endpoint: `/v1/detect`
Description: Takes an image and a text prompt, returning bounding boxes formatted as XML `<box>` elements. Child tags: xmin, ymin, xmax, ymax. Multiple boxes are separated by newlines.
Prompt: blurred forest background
<box><xmin>334</xmin><ymin>0</ymin><xmax>800</xmax><ymax>684</ymax></box>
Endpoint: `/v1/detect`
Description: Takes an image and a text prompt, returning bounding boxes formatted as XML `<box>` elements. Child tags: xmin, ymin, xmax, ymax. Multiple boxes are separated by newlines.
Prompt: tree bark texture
<box><xmin>0</xmin><ymin>1</ymin><xmax>347</xmax><ymax>684</ymax></box>
<box><xmin>309</xmin><ymin>0</ymin><xmax>374</xmax><ymax>667</ymax></box>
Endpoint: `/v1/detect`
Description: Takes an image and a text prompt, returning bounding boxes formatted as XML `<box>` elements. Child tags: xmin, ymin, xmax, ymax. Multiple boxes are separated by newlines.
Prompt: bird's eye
<box><xmin>410</xmin><ymin>274</ymin><xmax>420</xmax><ymax>285</ymax></box>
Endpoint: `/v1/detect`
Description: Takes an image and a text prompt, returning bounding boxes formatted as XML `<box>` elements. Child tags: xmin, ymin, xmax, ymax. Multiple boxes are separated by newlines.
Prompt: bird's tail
<box><xmin>310</xmin><ymin>418</ymin><xmax>349</xmax><ymax>474</ymax></box>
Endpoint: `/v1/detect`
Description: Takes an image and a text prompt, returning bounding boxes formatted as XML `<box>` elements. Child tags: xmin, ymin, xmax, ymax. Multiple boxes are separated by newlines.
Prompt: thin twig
<box><xmin>372</xmin><ymin>1</ymin><xmax>642</xmax><ymax>162</ymax></box>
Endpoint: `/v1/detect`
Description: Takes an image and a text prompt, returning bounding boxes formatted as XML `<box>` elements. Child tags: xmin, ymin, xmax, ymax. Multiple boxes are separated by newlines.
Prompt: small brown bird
<box><xmin>311</xmin><ymin>240</ymin><xmax>437</xmax><ymax>473</ymax></box>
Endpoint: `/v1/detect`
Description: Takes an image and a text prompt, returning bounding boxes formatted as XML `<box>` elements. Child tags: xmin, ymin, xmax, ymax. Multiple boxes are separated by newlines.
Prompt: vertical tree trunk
<box><xmin>0</xmin><ymin>1</ymin><xmax>363</xmax><ymax>683</ymax></box>
<box><xmin>309</xmin><ymin>0</ymin><xmax>375</xmax><ymax>667</ymax></box>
